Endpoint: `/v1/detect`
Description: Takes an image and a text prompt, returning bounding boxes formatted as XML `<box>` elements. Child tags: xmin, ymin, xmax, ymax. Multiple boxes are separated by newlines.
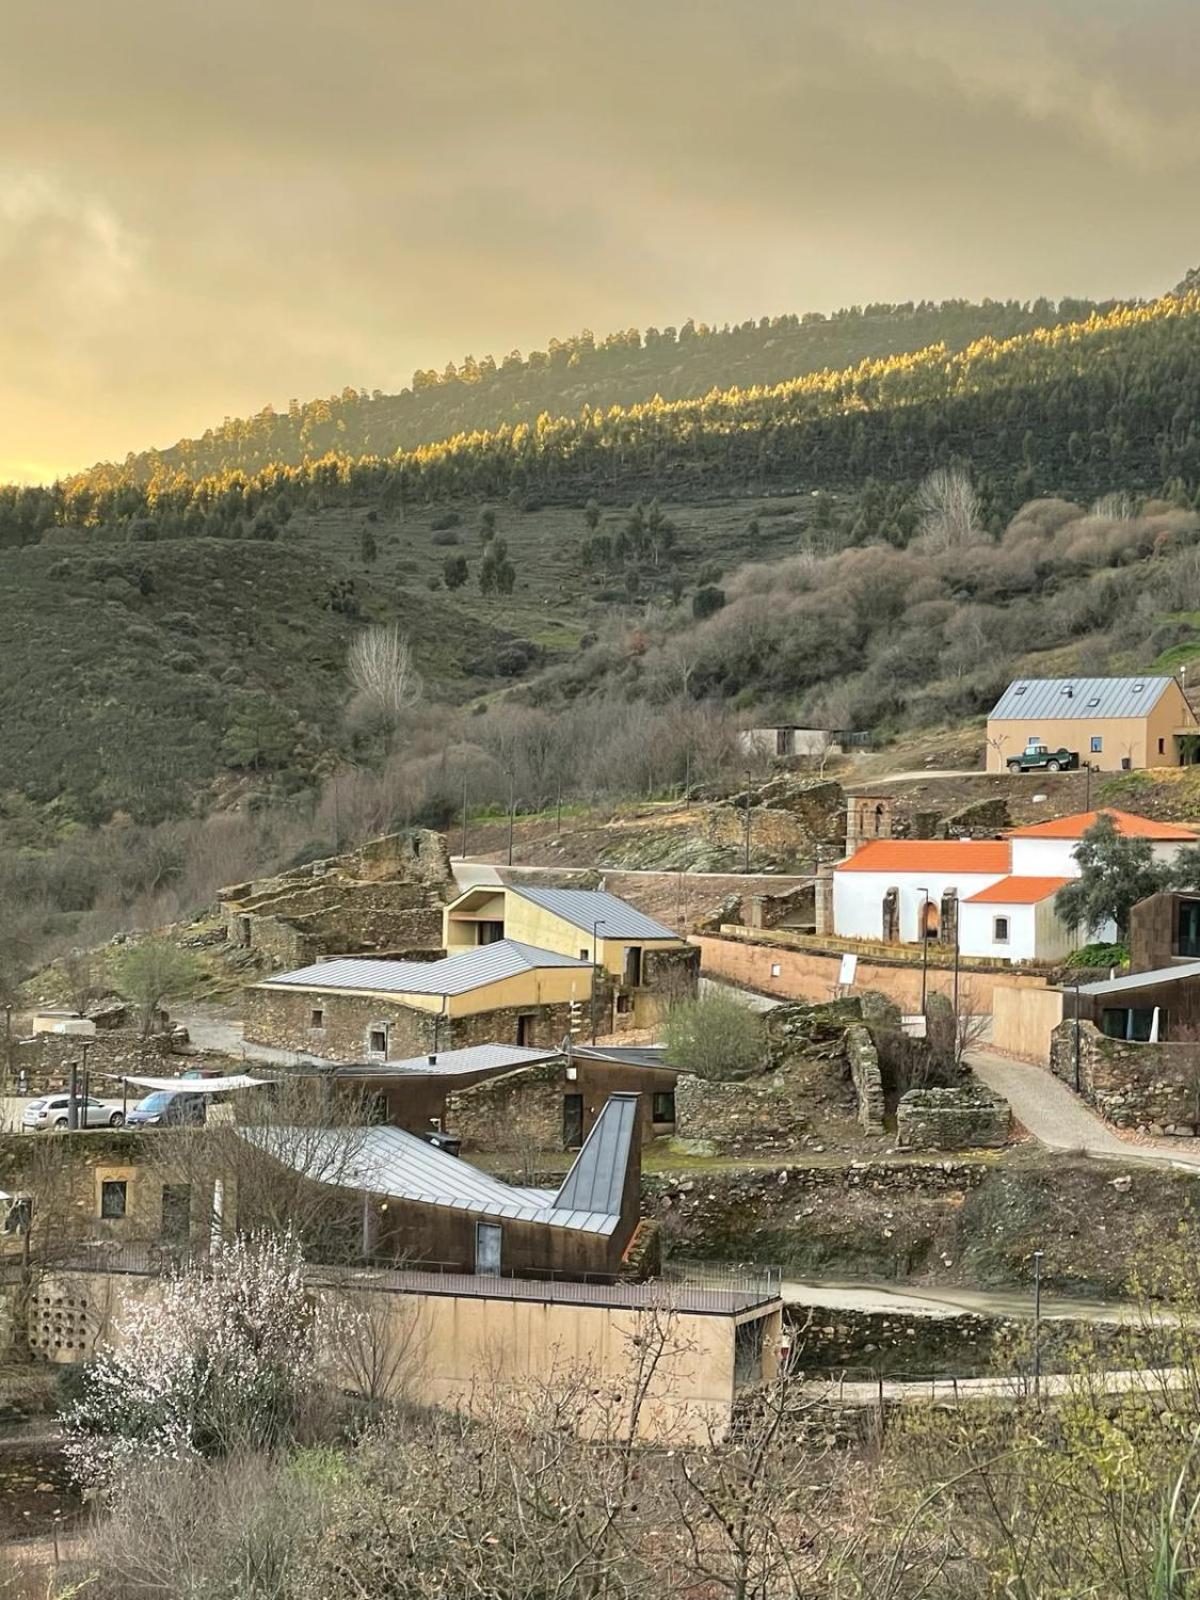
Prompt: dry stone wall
<box><xmin>896</xmin><ymin>1084</ymin><xmax>1011</xmax><ymax>1151</ymax></box>
<box><xmin>1050</xmin><ymin>1019</ymin><xmax>1200</xmax><ymax>1134</ymax></box>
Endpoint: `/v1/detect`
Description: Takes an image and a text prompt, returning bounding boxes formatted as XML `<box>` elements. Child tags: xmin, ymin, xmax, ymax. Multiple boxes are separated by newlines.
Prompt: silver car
<box><xmin>22</xmin><ymin>1095</ymin><xmax>126</xmax><ymax>1131</ymax></box>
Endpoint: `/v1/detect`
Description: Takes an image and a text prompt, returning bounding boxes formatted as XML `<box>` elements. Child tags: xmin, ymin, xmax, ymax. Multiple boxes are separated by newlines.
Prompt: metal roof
<box><xmin>1068</xmin><ymin>961</ymin><xmax>1200</xmax><ymax>997</ymax></box>
<box><xmin>507</xmin><ymin>885</ymin><xmax>681</xmax><ymax>942</ymax></box>
<box><xmin>989</xmin><ymin>676</ymin><xmax>1176</xmax><ymax>722</ymax></box>
<box><xmin>552</xmin><ymin>1093</ymin><xmax>637</xmax><ymax>1218</ymax></box>
<box><xmin>242</xmin><ymin>1118</ymin><xmax>624</xmax><ymax>1235</ymax></box>
<box><xmin>259</xmin><ymin>940</ymin><xmax>591</xmax><ymax>998</ymax></box>
<box><xmin>365</xmin><ymin>1044</ymin><xmax>560</xmax><ymax>1077</ymax></box>
<box><xmin>570</xmin><ymin>1044</ymin><xmax>669</xmax><ymax>1070</ymax></box>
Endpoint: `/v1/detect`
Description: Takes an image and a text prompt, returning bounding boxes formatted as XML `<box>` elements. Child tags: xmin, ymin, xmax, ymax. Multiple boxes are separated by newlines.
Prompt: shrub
<box><xmin>430</xmin><ymin>528</ymin><xmax>460</xmax><ymax>546</ymax></box>
<box><xmin>692</xmin><ymin>585</ymin><xmax>726</xmax><ymax>620</ymax></box>
<box><xmin>1064</xmin><ymin>941</ymin><xmax>1130</xmax><ymax>969</ymax></box>
<box><xmin>430</xmin><ymin>511</ymin><xmax>461</xmax><ymax>532</ymax></box>
<box><xmin>661</xmin><ymin>991</ymin><xmax>767</xmax><ymax>1080</ymax></box>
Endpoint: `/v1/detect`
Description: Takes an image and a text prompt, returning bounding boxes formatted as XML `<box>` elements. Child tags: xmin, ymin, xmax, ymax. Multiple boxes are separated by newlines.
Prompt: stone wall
<box><xmin>896</xmin><ymin>1083</ymin><xmax>1011</xmax><ymax>1151</ymax></box>
<box><xmin>674</xmin><ymin>1068</ymin><xmax>813</xmax><ymax>1155</ymax></box>
<box><xmin>447</xmin><ymin>1061</ymin><xmax>564</xmax><ymax>1155</ymax></box>
<box><xmin>243</xmin><ymin>986</ymin><xmax>577</xmax><ymax>1063</ymax></box>
<box><xmin>12</xmin><ymin>1030</ymin><xmax>179</xmax><ymax>1094</ymax></box>
<box><xmin>845</xmin><ymin>1025</ymin><xmax>885</xmax><ymax>1135</ymax></box>
<box><xmin>1050</xmin><ymin>1019</ymin><xmax>1200</xmax><ymax>1134</ymax></box>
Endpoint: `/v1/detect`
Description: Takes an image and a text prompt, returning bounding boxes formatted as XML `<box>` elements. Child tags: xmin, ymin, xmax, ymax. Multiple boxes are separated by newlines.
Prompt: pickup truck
<box><xmin>1006</xmin><ymin>742</ymin><xmax>1080</xmax><ymax>774</ymax></box>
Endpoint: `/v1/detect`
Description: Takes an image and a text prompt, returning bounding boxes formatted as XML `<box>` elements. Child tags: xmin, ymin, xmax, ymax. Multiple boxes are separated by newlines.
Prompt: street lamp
<box><xmin>916</xmin><ymin>886</ymin><xmax>930</xmax><ymax>1020</ymax></box>
<box><xmin>1032</xmin><ymin>1248</ymin><xmax>1045</xmax><ymax>1400</ymax></box>
<box><xmin>589</xmin><ymin>918</ymin><xmax>608</xmax><ymax>1044</ymax></box>
<box><xmin>743</xmin><ymin>768</ymin><xmax>753</xmax><ymax>874</ymax></box>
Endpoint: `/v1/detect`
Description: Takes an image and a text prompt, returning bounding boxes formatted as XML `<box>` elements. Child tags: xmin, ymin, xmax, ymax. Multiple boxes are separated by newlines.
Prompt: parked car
<box><xmin>124</xmin><ymin>1090</ymin><xmax>207</xmax><ymax>1128</ymax></box>
<box><xmin>23</xmin><ymin>1095</ymin><xmax>125</xmax><ymax>1131</ymax></box>
<box><xmin>1006</xmin><ymin>742</ymin><xmax>1080</xmax><ymax>773</ymax></box>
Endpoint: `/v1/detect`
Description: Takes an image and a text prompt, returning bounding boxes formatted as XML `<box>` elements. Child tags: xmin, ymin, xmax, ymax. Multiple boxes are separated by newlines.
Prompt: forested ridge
<box><xmin>76</xmin><ymin>295</ymin><xmax>1114</xmax><ymax>486</ymax></box>
<box><xmin>4</xmin><ymin>293</ymin><xmax>1200</xmax><ymax>548</ymax></box>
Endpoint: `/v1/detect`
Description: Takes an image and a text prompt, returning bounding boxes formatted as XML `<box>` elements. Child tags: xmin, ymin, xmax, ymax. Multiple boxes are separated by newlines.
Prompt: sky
<box><xmin>3</xmin><ymin>0</ymin><xmax>1199</xmax><ymax>483</ymax></box>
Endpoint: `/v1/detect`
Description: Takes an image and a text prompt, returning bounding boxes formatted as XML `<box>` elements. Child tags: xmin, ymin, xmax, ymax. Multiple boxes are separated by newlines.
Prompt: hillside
<box><xmin>82</xmin><ymin>297</ymin><xmax>1111</xmax><ymax>486</ymax></box>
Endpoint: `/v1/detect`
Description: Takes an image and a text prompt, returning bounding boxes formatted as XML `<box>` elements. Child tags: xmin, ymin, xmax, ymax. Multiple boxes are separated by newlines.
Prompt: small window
<box><xmin>993</xmin><ymin>916</ymin><xmax>1010</xmax><ymax>943</ymax></box>
<box><xmin>1014</xmin><ymin>685</ymin><xmax>1027</xmax><ymax>696</ymax></box>
<box><xmin>1133</xmin><ymin>682</ymin><xmax>1145</xmax><ymax>692</ymax></box>
<box><xmin>310</xmin><ymin>1007</ymin><xmax>324</xmax><ymax>1029</ymax></box>
<box><xmin>579</xmin><ymin>948</ymin><xmax>589</xmax><ymax>961</ymax></box>
<box><xmin>616</xmin><ymin>993</ymin><xmax>633</xmax><ymax>1014</ymax></box>
<box><xmin>652</xmin><ymin>1090</ymin><xmax>676</xmax><ymax>1123</ymax></box>
<box><xmin>1060</xmin><ymin>685</ymin><xmax>1074</xmax><ymax>696</ymax></box>
<box><xmin>368</xmin><ymin>1028</ymin><xmax>387</xmax><ymax>1055</ymax></box>
<box><xmin>100</xmin><ymin>1180</ymin><xmax>127</xmax><ymax>1220</ymax></box>
<box><xmin>1160</xmin><ymin>738</ymin><xmax>1166</xmax><ymax>755</ymax></box>
<box><xmin>1090</xmin><ymin>737</ymin><xmax>1103</xmax><ymax>753</ymax></box>
<box><xmin>771</xmin><ymin>963</ymin><xmax>782</xmax><ymax>977</ymax></box>
<box><xmin>1087</xmin><ymin>697</ymin><xmax>1101</xmax><ymax>707</ymax></box>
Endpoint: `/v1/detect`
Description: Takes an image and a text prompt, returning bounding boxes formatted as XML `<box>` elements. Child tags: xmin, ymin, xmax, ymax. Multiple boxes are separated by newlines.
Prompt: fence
<box><xmin>35</xmin><ymin>1243</ymin><xmax>781</xmax><ymax>1316</ymax></box>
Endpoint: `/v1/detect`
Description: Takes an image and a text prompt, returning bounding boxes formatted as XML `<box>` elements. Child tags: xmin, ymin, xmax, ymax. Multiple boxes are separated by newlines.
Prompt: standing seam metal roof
<box><xmin>552</xmin><ymin>1093</ymin><xmax>638</xmax><ymax>1218</ymax></box>
<box><xmin>367</xmin><ymin>1044</ymin><xmax>560</xmax><ymax>1076</ymax></box>
<box><xmin>258</xmin><ymin>940</ymin><xmax>591</xmax><ymax>997</ymax></box>
<box><xmin>242</xmin><ymin>1113</ymin><xmax>628</xmax><ymax>1235</ymax></box>
<box><xmin>989</xmin><ymin>676</ymin><xmax>1176</xmax><ymax>722</ymax></box>
<box><xmin>506</xmin><ymin>885</ymin><xmax>682</xmax><ymax>941</ymax></box>
<box><xmin>1066</xmin><ymin>961</ymin><xmax>1200</xmax><ymax>997</ymax></box>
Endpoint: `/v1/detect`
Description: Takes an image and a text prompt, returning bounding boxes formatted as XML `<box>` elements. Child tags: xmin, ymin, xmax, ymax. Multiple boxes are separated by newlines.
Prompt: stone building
<box><xmin>219</xmin><ymin>829</ymin><xmax>453</xmax><ymax>971</ymax></box>
<box><xmin>243</xmin><ymin>941</ymin><xmax>594</xmax><ymax>1062</ymax></box>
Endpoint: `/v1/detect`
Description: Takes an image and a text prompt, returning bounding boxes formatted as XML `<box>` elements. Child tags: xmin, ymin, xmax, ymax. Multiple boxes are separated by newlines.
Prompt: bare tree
<box><xmin>347</xmin><ymin>624</ymin><xmax>423</xmax><ymax>743</ymax></box>
<box><xmin>60</xmin><ymin>947</ymin><xmax>102</xmax><ymax>1019</ymax></box>
<box><xmin>915</xmin><ymin>467</ymin><xmax>981</xmax><ymax>551</ymax></box>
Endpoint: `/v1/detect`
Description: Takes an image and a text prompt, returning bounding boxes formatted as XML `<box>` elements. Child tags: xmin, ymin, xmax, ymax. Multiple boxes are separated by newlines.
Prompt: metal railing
<box><xmin>31</xmin><ymin>1244</ymin><xmax>783</xmax><ymax>1315</ymax></box>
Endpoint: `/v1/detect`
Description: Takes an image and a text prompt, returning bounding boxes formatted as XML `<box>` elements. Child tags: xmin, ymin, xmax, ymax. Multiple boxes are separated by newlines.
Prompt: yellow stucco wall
<box><xmin>444</xmin><ymin>889</ymin><xmax>683</xmax><ymax>975</ymax></box>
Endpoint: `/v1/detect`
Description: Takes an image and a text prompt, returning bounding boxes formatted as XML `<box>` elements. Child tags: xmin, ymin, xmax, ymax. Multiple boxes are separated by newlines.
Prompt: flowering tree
<box><xmin>63</xmin><ymin>1232</ymin><xmax>341</xmax><ymax>1490</ymax></box>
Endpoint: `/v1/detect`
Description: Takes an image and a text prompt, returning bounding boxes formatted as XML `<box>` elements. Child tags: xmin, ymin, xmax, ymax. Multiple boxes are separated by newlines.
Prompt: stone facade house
<box><xmin>243</xmin><ymin>941</ymin><xmax>594</xmax><ymax>1062</ymax></box>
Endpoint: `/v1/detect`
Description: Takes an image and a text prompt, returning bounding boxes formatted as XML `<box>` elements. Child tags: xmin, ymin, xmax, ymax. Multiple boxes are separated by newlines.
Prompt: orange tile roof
<box><xmin>1007</xmin><ymin>808</ymin><xmax>1198</xmax><ymax>841</ymax></box>
<box><xmin>837</xmin><ymin>840</ymin><xmax>1011</xmax><ymax>874</ymax></box>
<box><xmin>964</xmin><ymin>876</ymin><xmax>1070</xmax><ymax>905</ymax></box>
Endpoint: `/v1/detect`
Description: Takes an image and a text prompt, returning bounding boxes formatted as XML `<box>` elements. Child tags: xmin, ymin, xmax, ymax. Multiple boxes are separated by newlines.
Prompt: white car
<box><xmin>22</xmin><ymin>1095</ymin><xmax>126</xmax><ymax>1131</ymax></box>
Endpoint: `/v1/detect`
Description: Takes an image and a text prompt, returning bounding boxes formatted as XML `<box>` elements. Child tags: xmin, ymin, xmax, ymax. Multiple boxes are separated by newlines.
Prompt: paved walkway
<box><xmin>782</xmin><ymin>1276</ymin><xmax>1170</xmax><ymax>1324</ymax></box>
<box><xmin>970</xmin><ymin>1048</ymin><xmax>1200</xmax><ymax>1172</ymax></box>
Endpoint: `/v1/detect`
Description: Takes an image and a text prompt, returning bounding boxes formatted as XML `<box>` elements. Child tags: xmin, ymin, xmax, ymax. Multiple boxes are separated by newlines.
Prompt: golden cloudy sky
<box><xmin>2</xmin><ymin>0</ymin><xmax>1197</xmax><ymax>481</ymax></box>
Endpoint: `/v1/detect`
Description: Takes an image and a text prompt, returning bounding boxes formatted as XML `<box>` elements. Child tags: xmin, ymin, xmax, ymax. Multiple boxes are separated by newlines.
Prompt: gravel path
<box><xmin>970</xmin><ymin>1048</ymin><xmax>1200</xmax><ymax>1172</ymax></box>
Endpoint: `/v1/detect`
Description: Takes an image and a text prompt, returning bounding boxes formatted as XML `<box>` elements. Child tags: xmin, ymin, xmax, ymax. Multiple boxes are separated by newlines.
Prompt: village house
<box><xmin>243</xmin><ymin>940</ymin><xmax>594</xmax><ymax>1062</ymax></box>
<box><xmin>832</xmin><ymin>810</ymin><xmax>1198</xmax><ymax>964</ymax></box>
<box><xmin>442</xmin><ymin>883</ymin><xmax>699</xmax><ymax>1029</ymax></box>
<box><xmin>291</xmin><ymin>1040</ymin><xmax>681</xmax><ymax>1151</ymax></box>
<box><xmin>985</xmin><ymin>675</ymin><xmax>1199</xmax><ymax>774</ymax></box>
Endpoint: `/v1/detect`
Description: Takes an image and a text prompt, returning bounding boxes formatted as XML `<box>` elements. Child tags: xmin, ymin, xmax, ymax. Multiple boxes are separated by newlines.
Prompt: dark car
<box><xmin>125</xmin><ymin>1090</ymin><xmax>207</xmax><ymax>1128</ymax></box>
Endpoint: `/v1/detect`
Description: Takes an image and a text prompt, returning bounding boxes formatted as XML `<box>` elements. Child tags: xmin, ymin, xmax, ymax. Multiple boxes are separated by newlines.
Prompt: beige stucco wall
<box><xmin>444</xmin><ymin>891</ymin><xmax>684</xmax><ymax>976</ymax></box>
<box><xmin>991</xmin><ymin>983</ymin><xmax>1064</xmax><ymax>1063</ymax></box>
<box><xmin>31</xmin><ymin>1269</ymin><xmax>780</xmax><ymax>1446</ymax></box>
<box><xmin>985</xmin><ymin>682</ymin><xmax>1193</xmax><ymax>773</ymax></box>
<box><xmin>257</xmin><ymin>964</ymin><xmax>592</xmax><ymax>1021</ymax></box>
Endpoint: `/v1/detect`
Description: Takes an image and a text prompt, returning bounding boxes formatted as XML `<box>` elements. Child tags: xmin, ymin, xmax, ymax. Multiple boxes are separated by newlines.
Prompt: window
<box><xmin>1087</xmin><ymin>697</ymin><xmax>1101</xmax><ymax>707</ymax></box>
<box><xmin>771</xmin><ymin>963</ymin><xmax>782</xmax><ymax>977</ymax></box>
<box><xmin>516</xmin><ymin>1014</ymin><xmax>534</xmax><ymax>1046</ymax></box>
<box><xmin>623</xmin><ymin>946</ymin><xmax>643</xmax><ymax>987</ymax></box>
<box><xmin>1133</xmin><ymin>682</ymin><xmax>1145</xmax><ymax>692</ymax></box>
<box><xmin>1090</xmin><ymin>737</ymin><xmax>1103</xmax><ymax>753</ymax></box>
<box><xmin>993</xmin><ymin>916</ymin><xmax>1010</xmax><ymax>943</ymax></box>
<box><xmin>1014</xmin><ymin>685</ymin><xmax>1027</xmax><ymax>695</ymax></box>
<box><xmin>1160</xmin><ymin>738</ymin><xmax>1167</xmax><ymax>755</ymax></box>
<box><xmin>1101</xmin><ymin>1007</ymin><xmax>1159</xmax><ymax>1042</ymax></box>
<box><xmin>579</xmin><ymin>948</ymin><xmax>589</xmax><ymax>961</ymax></box>
<box><xmin>562</xmin><ymin>1093</ymin><xmax>583</xmax><ymax>1147</ymax></box>
<box><xmin>368</xmin><ymin>1028</ymin><xmax>387</xmax><ymax>1055</ymax></box>
<box><xmin>652</xmin><ymin>1090</ymin><xmax>676</xmax><ymax>1124</ymax></box>
<box><xmin>1179</xmin><ymin>900</ymin><xmax>1200</xmax><ymax>958</ymax></box>
<box><xmin>100</xmin><ymin>1180</ymin><xmax>127</xmax><ymax>1220</ymax></box>
<box><xmin>309</xmin><ymin>1007</ymin><xmax>324</xmax><ymax>1029</ymax></box>
<box><xmin>161</xmin><ymin>1185</ymin><xmax>191</xmax><ymax>1243</ymax></box>
<box><xmin>734</xmin><ymin>1317</ymin><xmax>765</xmax><ymax>1390</ymax></box>
<box><xmin>616</xmin><ymin>993</ymin><xmax>633</xmax><ymax>1014</ymax></box>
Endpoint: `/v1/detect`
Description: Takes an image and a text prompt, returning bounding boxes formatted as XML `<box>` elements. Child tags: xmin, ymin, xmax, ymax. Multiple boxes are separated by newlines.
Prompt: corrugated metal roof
<box><xmin>1068</xmin><ymin>962</ymin><xmax>1200</xmax><ymax>997</ymax></box>
<box><xmin>508</xmin><ymin>885</ymin><xmax>681</xmax><ymax>942</ymax></box>
<box><xmin>242</xmin><ymin>1122</ymin><xmax>621</xmax><ymax>1235</ymax></box>
<box><xmin>1008</xmin><ymin>809</ymin><xmax>1199</xmax><ymax>841</ymax></box>
<box><xmin>259</xmin><ymin>940</ymin><xmax>591</xmax><ymax>998</ymax></box>
<box><xmin>964</xmin><ymin>877</ymin><xmax>1070</xmax><ymax>905</ymax></box>
<box><xmin>371</xmin><ymin>1044</ymin><xmax>560</xmax><ymax>1077</ymax></box>
<box><xmin>989</xmin><ymin>676</ymin><xmax>1175</xmax><ymax>722</ymax></box>
<box><xmin>552</xmin><ymin>1093</ymin><xmax>637</xmax><ymax>1218</ymax></box>
<box><xmin>837</xmin><ymin>841</ymin><xmax>1011</xmax><ymax>874</ymax></box>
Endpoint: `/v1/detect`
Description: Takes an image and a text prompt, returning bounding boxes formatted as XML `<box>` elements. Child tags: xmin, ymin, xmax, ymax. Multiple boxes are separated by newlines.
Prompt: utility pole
<box><xmin>743</xmin><ymin>767</ymin><xmax>752</xmax><ymax>874</ymax></box>
<box><xmin>590</xmin><ymin>918</ymin><xmax>608</xmax><ymax>1044</ymax></box>
<box><xmin>67</xmin><ymin>1058</ymin><xmax>79</xmax><ymax>1131</ymax></box>
<box><xmin>507</xmin><ymin>772</ymin><xmax>516</xmax><ymax>867</ymax></box>
<box><xmin>555</xmin><ymin>779</ymin><xmax>562</xmax><ymax>836</ymax></box>
<box><xmin>79</xmin><ymin>1038</ymin><xmax>91</xmax><ymax>1110</ymax></box>
<box><xmin>460</xmin><ymin>777</ymin><xmax>469</xmax><ymax>860</ymax></box>
<box><xmin>1073</xmin><ymin>979</ymin><xmax>1082</xmax><ymax>1093</ymax></box>
<box><xmin>332</xmin><ymin>773</ymin><xmax>340</xmax><ymax>855</ymax></box>
<box><xmin>1032</xmin><ymin>1249</ymin><xmax>1044</xmax><ymax>1400</ymax></box>
<box><xmin>683</xmin><ymin>750</ymin><xmax>691</xmax><ymax>803</ymax></box>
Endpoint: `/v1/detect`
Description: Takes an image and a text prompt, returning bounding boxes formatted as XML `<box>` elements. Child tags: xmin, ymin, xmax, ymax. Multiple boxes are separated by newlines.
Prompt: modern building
<box><xmin>243</xmin><ymin>941</ymin><xmax>594</xmax><ymax>1062</ymax></box>
<box><xmin>442</xmin><ymin>884</ymin><xmax>698</xmax><ymax>1029</ymax></box>
<box><xmin>985</xmin><ymin>676</ymin><xmax>1198</xmax><ymax>774</ymax></box>
<box><xmin>1130</xmin><ymin>890</ymin><xmax>1200</xmax><ymax>973</ymax></box>
<box><xmin>832</xmin><ymin>810</ymin><xmax>1198</xmax><ymax>963</ymax></box>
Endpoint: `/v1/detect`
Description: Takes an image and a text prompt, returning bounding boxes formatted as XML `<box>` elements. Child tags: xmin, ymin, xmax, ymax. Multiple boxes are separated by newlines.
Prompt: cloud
<box><xmin>0</xmin><ymin>0</ymin><xmax>1197</xmax><ymax>478</ymax></box>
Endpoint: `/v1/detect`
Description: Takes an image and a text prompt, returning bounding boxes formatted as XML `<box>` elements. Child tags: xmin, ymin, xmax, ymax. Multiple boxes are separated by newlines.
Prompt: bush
<box><xmin>661</xmin><ymin>991</ymin><xmax>767</xmax><ymax>1080</ymax></box>
<box><xmin>430</xmin><ymin>511</ymin><xmax>461</xmax><ymax>532</ymax></box>
<box><xmin>692</xmin><ymin>585</ymin><xmax>726</xmax><ymax>620</ymax></box>
<box><xmin>1064</xmin><ymin>941</ymin><xmax>1129</xmax><ymax>969</ymax></box>
<box><xmin>430</xmin><ymin>528</ymin><xmax>460</xmax><ymax>546</ymax></box>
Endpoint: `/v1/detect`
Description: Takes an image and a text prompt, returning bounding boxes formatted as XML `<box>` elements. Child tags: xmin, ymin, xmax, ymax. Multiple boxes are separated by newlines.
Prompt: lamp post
<box><xmin>743</xmin><ymin>767</ymin><xmax>752</xmax><ymax>874</ymax></box>
<box><xmin>916</xmin><ymin>886</ymin><xmax>930</xmax><ymax>1020</ymax></box>
<box><xmin>1073</xmin><ymin>978</ymin><xmax>1082</xmax><ymax>1093</ymax></box>
<box><xmin>460</xmin><ymin>776</ymin><xmax>469</xmax><ymax>860</ymax></box>
<box><xmin>1032</xmin><ymin>1248</ymin><xmax>1045</xmax><ymax>1400</ymax></box>
<box><xmin>590</xmin><ymin>918</ymin><xmax>608</xmax><ymax>1045</ymax></box>
<box><xmin>507</xmin><ymin>772</ymin><xmax>516</xmax><ymax>867</ymax></box>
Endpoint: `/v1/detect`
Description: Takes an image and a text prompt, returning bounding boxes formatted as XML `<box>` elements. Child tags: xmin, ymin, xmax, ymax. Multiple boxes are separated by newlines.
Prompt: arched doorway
<box><xmin>923</xmin><ymin>898</ymin><xmax>940</xmax><ymax>941</ymax></box>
